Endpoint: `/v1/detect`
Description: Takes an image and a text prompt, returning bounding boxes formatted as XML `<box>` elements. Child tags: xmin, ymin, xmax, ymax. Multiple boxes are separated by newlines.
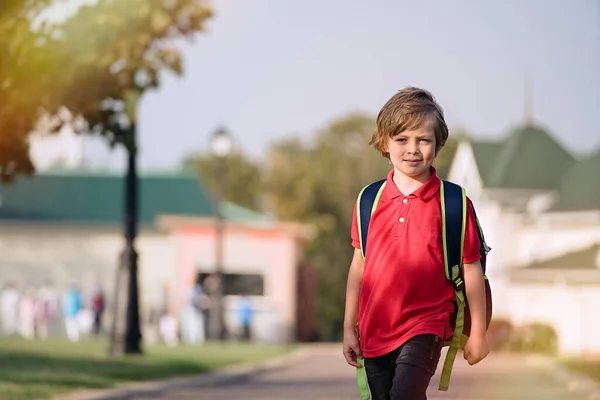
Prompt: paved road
<box><xmin>131</xmin><ymin>344</ymin><xmax>596</xmax><ymax>400</ymax></box>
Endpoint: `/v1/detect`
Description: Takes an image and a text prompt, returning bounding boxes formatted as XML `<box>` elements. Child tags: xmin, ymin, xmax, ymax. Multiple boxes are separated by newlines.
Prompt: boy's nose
<box><xmin>407</xmin><ymin>141</ymin><xmax>419</xmax><ymax>154</ymax></box>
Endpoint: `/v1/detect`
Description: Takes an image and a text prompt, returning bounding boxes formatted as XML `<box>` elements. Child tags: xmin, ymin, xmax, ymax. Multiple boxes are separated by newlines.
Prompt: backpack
<box><xmin>354</xmin><ymin>179</ymin><xmax>493</xmax><ymax>397</ymax></box>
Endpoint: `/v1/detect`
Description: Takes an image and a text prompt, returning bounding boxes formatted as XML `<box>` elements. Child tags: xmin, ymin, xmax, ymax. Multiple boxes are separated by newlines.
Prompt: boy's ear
<box><xmin>382</xmin><ymin>137</ymin><xmax>390</xmax><ymax>153</ymax></box>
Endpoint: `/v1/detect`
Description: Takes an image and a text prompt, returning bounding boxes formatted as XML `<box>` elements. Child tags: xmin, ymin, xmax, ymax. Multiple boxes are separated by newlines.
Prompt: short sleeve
<box><xmin>462</xmin><ymin>197</ymin><xmax>482</xmax><ymax>265</ymax></box>
<box><xmin>351</xmin><ymin>203</ymin><xmax>360</xmax><ymax>249</ymax></box>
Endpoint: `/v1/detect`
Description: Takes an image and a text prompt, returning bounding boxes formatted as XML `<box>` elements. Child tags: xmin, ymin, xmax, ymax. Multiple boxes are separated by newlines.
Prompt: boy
<box><xmin>342</xmin><ymin>87</ymin><xmax>489</xmax><ymax>399</ymax></box>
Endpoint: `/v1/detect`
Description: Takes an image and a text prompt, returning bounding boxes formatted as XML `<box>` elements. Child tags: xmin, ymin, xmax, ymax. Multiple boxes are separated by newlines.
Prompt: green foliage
<box><xmin>0</xmin><ymin>0</ymin><xmax>58</xmax><ymax>181</ymax></box>
<box><xmin>0</xmin><ymin>0</ymin><xmax>213</xmax><ymax>182</ymax></box>
<box><xmin>47</xmin><ymin>0</ymin><xmax>213</xmax><ymax>150</ymax></box>
<box><xmin>264</xmin><ymin>113</ymin><xmax>390</xmax><ymax>339</ymax></box>
<box><xmin>181</xmin><ymin>151</ymin><xmax>263</xmax><ymax>211</ymax></box>
<box><xmin>510</xmin><ymin>323</ymin><xmax>558</xmax><ymax>355</ymax></box>
<box><xmin>434</xmin><ymin>136</ymin><xmax>459</xmax><ymax>179</ymax></box>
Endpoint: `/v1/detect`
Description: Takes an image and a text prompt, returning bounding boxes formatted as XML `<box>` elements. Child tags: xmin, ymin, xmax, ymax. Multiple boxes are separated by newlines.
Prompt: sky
<box><xmin>49</xmin><ymin>0</ymin><xmax>600</xmax><ymax>171</ymax></box>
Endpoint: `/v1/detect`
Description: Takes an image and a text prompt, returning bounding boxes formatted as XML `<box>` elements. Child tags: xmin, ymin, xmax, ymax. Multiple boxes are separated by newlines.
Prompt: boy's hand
<box><xmin>342</xmin><ymin>328</ymin><xmax>362</xmax><ymax>368</ymax></box>
<box><xmin>463</xmin><ymin>332</ymin><xmax>489</xmax><ymax>366</ymax></box>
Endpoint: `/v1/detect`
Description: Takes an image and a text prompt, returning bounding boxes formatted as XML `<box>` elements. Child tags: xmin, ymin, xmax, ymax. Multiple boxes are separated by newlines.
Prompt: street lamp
<box><xmin>207</xmin><ymin>126</ymin><xmax>232</xmax><ymax>341</ymax></box>
<box><xmin>109</xmin><ymin>122</ymin><xmax>142</xmax><ymax>355</ymax></box>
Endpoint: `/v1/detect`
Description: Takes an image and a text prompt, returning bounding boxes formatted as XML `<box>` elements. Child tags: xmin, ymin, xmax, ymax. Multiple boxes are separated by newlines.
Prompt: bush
<box><xmin>486</xmin><ymin>318</ymin><xmax>514</xmax><ymax>351</ymax></box>
<box><xmin>511</xmin><ymin>323</ymin><xmax>558</xmax><ymax>355</ymax></box>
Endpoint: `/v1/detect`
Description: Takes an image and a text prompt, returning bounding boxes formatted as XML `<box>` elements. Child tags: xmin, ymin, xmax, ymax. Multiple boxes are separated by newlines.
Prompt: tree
<box><xmin>264</xmin><ymin>113</ymin><xmax>390</xmax><ymax>339</ymax></box>
<box><xmin>0</xmin><ymin>0</ymin><xmax>59</xmax><ymax>181</ymax></box>
<box><xmin>2</xmin><ymin>0</ymin><xmax>214</xmax><ymax>177</ymax></box>
<box><xmin>434</xmin><ymin>129</ymin><xmax>465</xmax><ymax>179</ymax></box>
<box><xmin>56</xmin><ymin>0</ymin><xmax>211</xmax><ymax>355</ymax></box>
<box><xmin>37</xmin><ymin>0</ymin><xmax>214</xmax><ymax>355</ymax></box>
<box><xmin>181</xmin><ymin>151</ymin><xmax>263</xmax><ymax>211</ymax></box>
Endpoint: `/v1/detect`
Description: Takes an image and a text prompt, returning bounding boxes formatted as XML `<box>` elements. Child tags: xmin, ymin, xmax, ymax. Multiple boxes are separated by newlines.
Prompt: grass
<box><xmin>0</xmin><ymin>336</ymin><xmax>294</xmax><ymax>400</ymax></box>
<box><xmin>561</xmin><ymin>357</ymin><xmax>600</xmax><ymax>383</ymax></box>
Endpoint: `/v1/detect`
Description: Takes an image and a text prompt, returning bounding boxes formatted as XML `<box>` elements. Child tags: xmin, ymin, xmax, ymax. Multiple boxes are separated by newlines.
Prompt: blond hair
<box><xmin>370</xmin><ymin>87</ymin><xmax>449</xmax><ymax>157</ymax></box>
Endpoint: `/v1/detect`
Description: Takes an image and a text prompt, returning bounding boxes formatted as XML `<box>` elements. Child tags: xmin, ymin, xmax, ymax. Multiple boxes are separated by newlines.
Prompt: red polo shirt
<box><xmin>351</xmin><ymin>167</ymin><xmax>481</xmax><ymax>358</ymax></box>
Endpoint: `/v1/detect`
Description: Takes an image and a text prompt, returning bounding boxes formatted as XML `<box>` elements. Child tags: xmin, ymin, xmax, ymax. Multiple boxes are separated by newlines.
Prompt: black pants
<box><xmin>364</xmin><ymin>334</ymin><xmax>443</xmax><ymax>400</ymax></box>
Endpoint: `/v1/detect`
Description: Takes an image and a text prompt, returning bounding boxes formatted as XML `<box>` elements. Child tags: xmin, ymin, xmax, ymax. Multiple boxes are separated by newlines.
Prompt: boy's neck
<box><xmin>392</xmin><ymin>167</ymin><xmax>431</xmax><ymax>195</ymax></box>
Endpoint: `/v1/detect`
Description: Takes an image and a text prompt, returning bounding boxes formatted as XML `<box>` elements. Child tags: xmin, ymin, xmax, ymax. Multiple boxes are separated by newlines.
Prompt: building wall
<box><xmin>475</xmin><ymin>201</ymin><xmax>516</xmax><ymax>318</ymax></box>
<box><xmin>446</xmin><ymin>141</ymin><xmax>484</xmax><ymax>201</ymax></box>
<box><xmin>0</xmin><ymin>222</ymin><xmax>303</xmax><ymax>344</ymax></box>
<box><xmin>515</xmin><ymin>212</ymin><xmax>600</xmax><ymax>265</ymax></box>
<box><xmin>0</xmin><ymin>225</ymin><xmax>177</xmax><ymax>315</ymax></box>
<box><xmin>447</xmin><ymin>141</ymin><xmax>517</xmax><ymax>317</ymax></box>
<box><xmin>482</xmin><ymin>209</ymin><xmax>600</xmax><ymax>320</ymax></box>
<box><xmin>448</xmin><ymin>141</ymin><xmax>600</xmax><ymax>354</ymax></box>
<box><xmin>175</xmin><ymin>226</ymin><xmax>299</xmax><ymax>343</ymax></box>
<box><xmin>509</xmin><ymin>283</ymin><xmax>600</xmax><ymax>355</ymax></box>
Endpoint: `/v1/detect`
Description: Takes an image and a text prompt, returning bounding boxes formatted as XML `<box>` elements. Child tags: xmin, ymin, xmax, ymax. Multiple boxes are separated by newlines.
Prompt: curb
<box><xmin>52</xmin><ymin>346</ymin><xmax>309</xmax><ymax>400</ymax></box>
<box><xmin>525</xmin><ymin>354</ymin><xmax>600</xmax><ymax>400</ymax></box>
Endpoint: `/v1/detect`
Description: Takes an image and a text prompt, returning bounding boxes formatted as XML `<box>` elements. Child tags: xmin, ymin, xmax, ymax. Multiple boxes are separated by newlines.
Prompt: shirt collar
<box><xmin>381</xmin><ymin>166</ymin><xmax>441</xmax><ymax>202</ymax></box>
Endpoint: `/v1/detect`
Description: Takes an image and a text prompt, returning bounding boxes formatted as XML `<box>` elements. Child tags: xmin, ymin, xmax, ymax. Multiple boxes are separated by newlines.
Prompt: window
<box><xmin>197</xmin><ymin>272</ymin><xmax>264</xmax><ymax>296</ymax></box>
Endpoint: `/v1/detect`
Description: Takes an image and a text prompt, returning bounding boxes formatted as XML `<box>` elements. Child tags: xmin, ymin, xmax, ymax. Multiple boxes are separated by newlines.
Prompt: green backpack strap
<box><xmin>439</xmin><ymin>180</ymin><xmax>467</xmax><ymax>391</ymax></box>
<box><xmin>357</xmin><ymin>356</ymin><xmax>370</xmax><ymax>400</ymax></box>
<box><xmin>354</xmin><ymin>179</ymin><xmax>386</xmax><ymax>399</ymax></box>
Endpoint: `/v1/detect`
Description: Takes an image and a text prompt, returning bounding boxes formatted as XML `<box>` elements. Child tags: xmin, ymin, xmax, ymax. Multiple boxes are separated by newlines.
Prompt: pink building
<box><xmin>157</xmin><ymin>213</ymin><xmax>316</xmax><ymax>343</ymax></box>
<box><xmin>0</xmin><ymin>170</ymin><xmax>318</xmax><ymax>344</ymax></box>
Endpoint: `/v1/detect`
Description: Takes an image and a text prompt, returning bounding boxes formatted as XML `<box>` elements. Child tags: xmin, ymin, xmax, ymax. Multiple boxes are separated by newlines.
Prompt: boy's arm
<box><xmin>463</xmin><ymin>259</ymin><xmax>490</xmax><ymax>365</ymax></box>
<box><xmin>463</xmin><ymin>260</ymin><xmax>486</xmax><ymax>336</ymax></box>
<box><xmin>342</xmin><ymin>248</ymin><xmax>364</xmax><ymax>367</ymax></box>
<box><xmin>343</xmin><ymin>248</ymin><xmax>364</xmax><ymax>332</ymax></box>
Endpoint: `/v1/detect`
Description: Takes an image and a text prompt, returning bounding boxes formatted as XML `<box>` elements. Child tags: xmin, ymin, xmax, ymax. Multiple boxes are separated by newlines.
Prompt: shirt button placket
<box><xmin>396</xmin><ymin>197</ymin><xmax>408</xmax><ymax>239</ymax></box>
<box><xmin>400</xmin><ymin>198</ymin><xmax>408</xmax><ymax>223</ymax></box>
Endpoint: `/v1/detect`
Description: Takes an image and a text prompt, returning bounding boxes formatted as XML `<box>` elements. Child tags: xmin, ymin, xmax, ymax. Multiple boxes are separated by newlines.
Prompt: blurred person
<box><xmin>342</xmin><ymin>87</ymin><xmax>489</xmax><ymax>399</ymax></box>
<box><xmin>0</xmin><ymin>282</ymin><xmax>20</xmax><ymax>335</ymax></box>
<box><xmin>202</xmin><ymin>274</ymin><xmax>228</xmax><ymax>340</ymax></box>
<box><xmin>181</xmin><ymin>279</ymin><xmax>208</xmax><ymax>344</ymax></box>
<box><xmin>18</xmin><ymin>289</ymin><xmax>36</xmax><ymax>339</ymax></box>
<box><xmin>76</xmin><ymin>307</ymin><xmax>94</xmax><ymax>336</ymax></box>
<box><xmin>237</xmin><ymin>295</ymin><xmax>254</xmax><ymax>341</ymax></box>
<box><xmin>90</xmin><ymin>284</ymin><xmax>105</xmax><ymax>336</ymax></box>
<box><xmin>62</xmin><ymin>284</ymin><xmax>82</xmax><ymax>342</ymax></box>
<box><xmin>159</xmin><ymin>309</ymin><xmax>179</xmax><ymax>347</ymax></box>
<box><xmin>36</xmin><ymin>281</ymin><xmax>59</xmax><ymax>339</ymax></box>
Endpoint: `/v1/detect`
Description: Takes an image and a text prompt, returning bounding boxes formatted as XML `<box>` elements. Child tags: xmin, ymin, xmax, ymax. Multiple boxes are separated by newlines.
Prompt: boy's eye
<box><xmin>395</xmin><ymin>138</ymin><xmax>406</xmax><ymax>142</ymax></box>
<box><xmin>420</xmin><ymin>139</ymin><xmax>431</xmax><ymax>143</ymax></box>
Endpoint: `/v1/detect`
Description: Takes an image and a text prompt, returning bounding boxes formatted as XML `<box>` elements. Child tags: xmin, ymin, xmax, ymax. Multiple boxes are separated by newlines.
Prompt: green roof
<box><xmin>221</xmin><ymin>202</ymin><xmax>273</xmax><ymax>223</ymax></box>
<box><xmin>522</xmin><ymin>244</ymin><xmax>600</xmax><ymax>270</ymax></box>
<box><xmin>470</xmin><ymin>125</ymin><xmax>575</xmax><ymax>190</ymax></box>
<box><xmin>552</xmin><ymin>149</ymin><xmax>600</xmax><ymax>211</ymax></box>
<box><xmin>0</xmin><ymin>170</ymin><xmax>268</xmax><ymax>224</ymax></box>
<box><xmin>470</xmin><ymin>140</ymin><xmax>502</xmax><ymax>183</ymax></box>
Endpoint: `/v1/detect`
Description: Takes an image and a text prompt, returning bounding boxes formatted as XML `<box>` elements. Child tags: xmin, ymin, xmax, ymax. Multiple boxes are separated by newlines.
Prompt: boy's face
<box><xmin>385</xmin><ymin>121</ymin><xmax>436</xmax><ymax>180</ymax></box>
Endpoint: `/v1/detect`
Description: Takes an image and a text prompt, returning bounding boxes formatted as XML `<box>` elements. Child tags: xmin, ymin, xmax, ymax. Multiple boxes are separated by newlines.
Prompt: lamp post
<box><xmin>109</xmin><ymin>123</ymin><xmax>142</xmax><ymax>355</ymax></box>
<box><xmin>207</xmin><ymin>126</ymin><xmax>232</xmax><ymax>341</ymax></box>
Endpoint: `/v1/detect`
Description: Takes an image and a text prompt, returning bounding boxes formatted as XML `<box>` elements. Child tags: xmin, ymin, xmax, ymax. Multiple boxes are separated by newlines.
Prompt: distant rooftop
<box><xmin>508</xmin><ymin>244</ymin><xmax>600</xmax><ymax>285</ymax></box>
<box><xmin>470</xmin><ymin>124</ymin><xmax>575</xmax><ymax>191</ymax></box>
<box><xmin>0</xmin><ymin>169</ymin><xmax>270</xmax><ymax>225</ymax></box>
<box><xmin>551</xmin><ymin>150</ymin><xmax>600</xmax><ymax>212</ymax></box>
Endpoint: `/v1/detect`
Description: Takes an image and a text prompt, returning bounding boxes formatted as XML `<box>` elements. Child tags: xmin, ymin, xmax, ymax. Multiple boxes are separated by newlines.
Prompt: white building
<box><xmin>448</xmin><ymin>122</ymin><xmax>600</xmax><ymax>355</ymax></box>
